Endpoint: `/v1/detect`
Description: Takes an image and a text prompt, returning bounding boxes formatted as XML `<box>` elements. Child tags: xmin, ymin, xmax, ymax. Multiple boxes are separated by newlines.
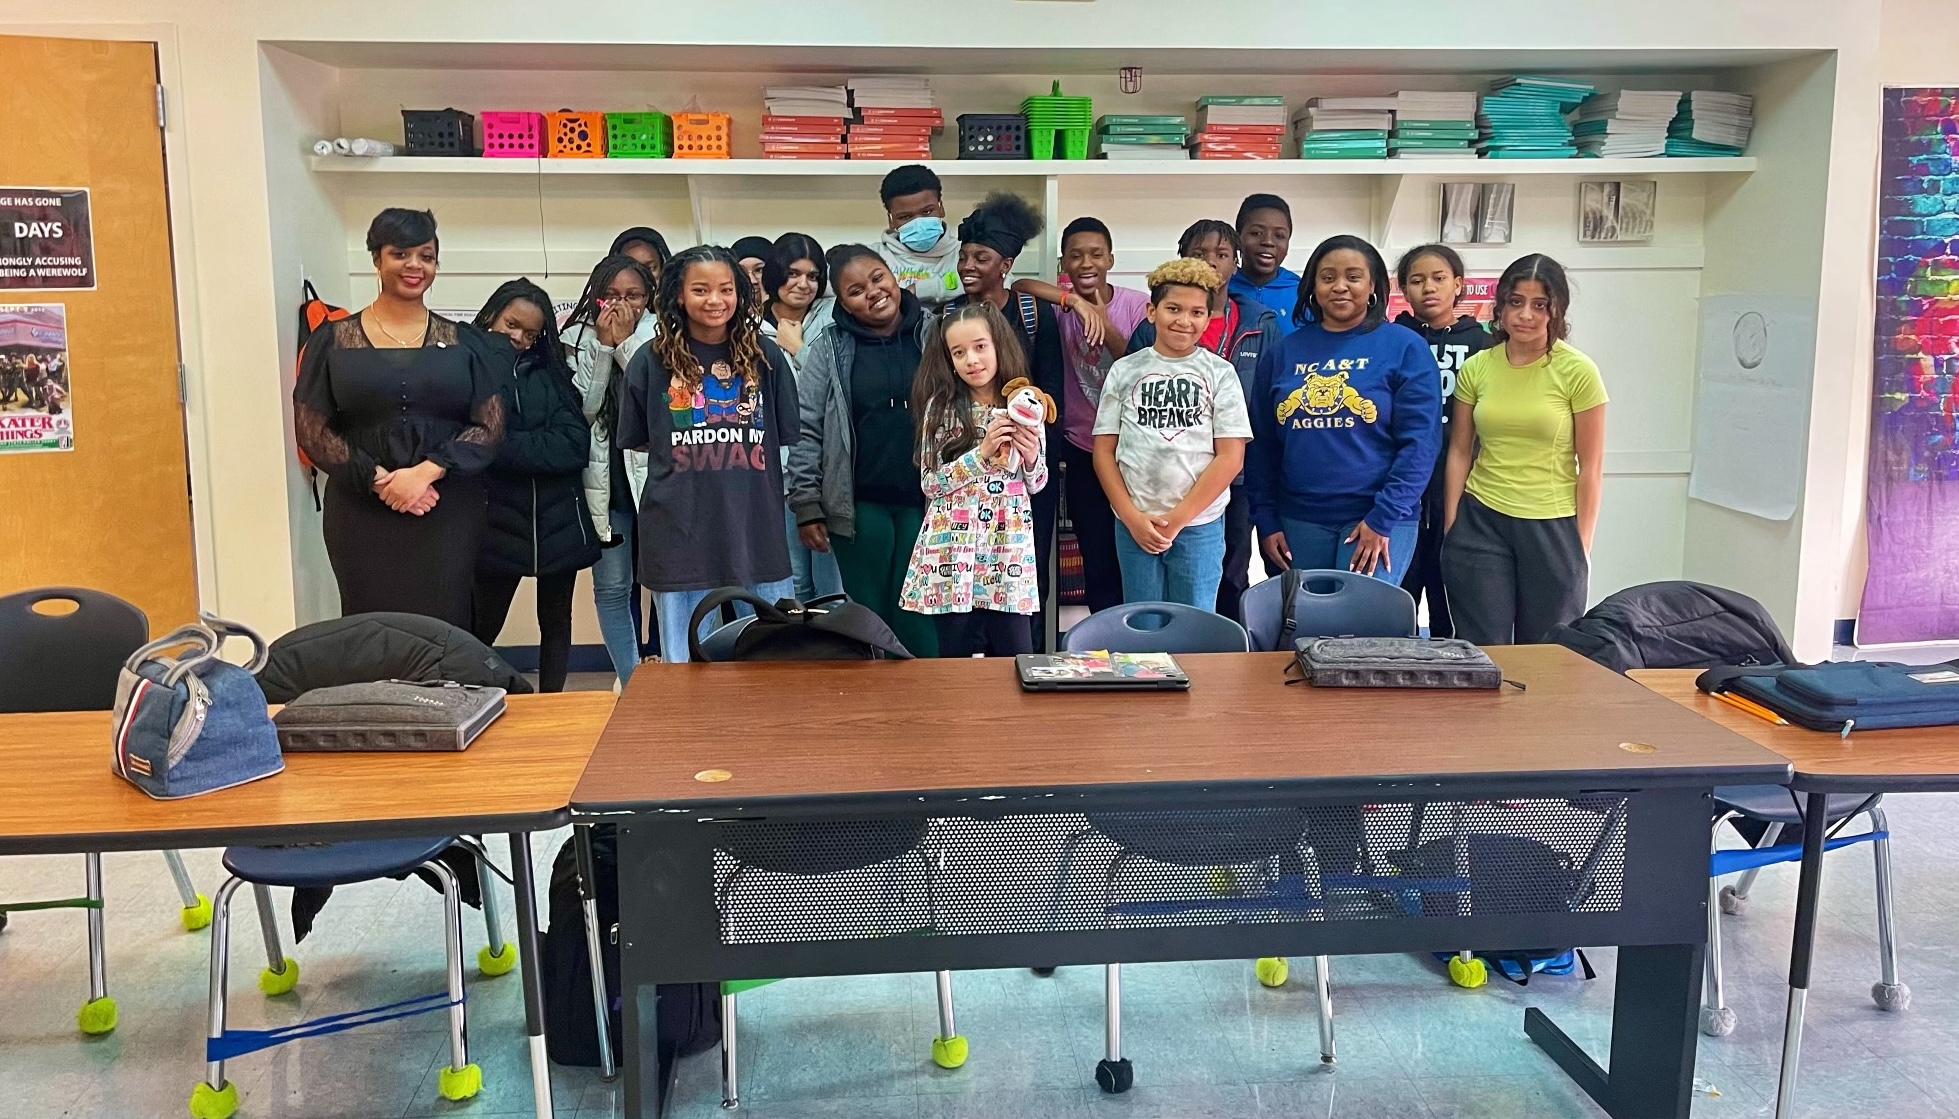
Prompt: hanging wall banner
<box><xmin>0</xmin><ymin>303</ymin><xmax>73</xmax><ymax>452</ymax></box>
<box><xmin>0</xmin><ymin>188</ymin><xmax>95</xmax><ymax>291</ymax></box>
<box><xmin>1860</xmin><ymin>88</ymin><xmax>1959</xmax><ymax>645</ymax></box>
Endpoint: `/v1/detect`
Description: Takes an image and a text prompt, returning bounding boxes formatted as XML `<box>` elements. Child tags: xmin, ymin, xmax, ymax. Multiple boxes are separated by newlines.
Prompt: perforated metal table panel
<box><xmin>576</xmin><ymin>649</ymin><xmax>1792</xmax><ymax>1119</ymax></box>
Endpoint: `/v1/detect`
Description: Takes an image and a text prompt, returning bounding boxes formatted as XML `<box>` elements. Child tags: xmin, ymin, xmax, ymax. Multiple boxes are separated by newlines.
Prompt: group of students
<box><xmin>294</xmin><ymin>167</ymin><xmax>1608</xmax><ymax>687</ymax></box>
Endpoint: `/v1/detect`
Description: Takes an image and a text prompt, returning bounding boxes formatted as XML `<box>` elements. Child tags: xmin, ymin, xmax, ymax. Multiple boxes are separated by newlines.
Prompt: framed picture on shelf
<box><xmin>1578</xmin><ymin>180</ymin><xmax>1657</xmax><ymax>242</ymax></box>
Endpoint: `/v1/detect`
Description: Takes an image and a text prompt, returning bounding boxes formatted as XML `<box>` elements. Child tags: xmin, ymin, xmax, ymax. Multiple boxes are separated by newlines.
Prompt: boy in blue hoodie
<box><xmin>1227</xmin><ymin>194</ymin><xmax>1300</xmax><ymax>336</ymax></box>
<box><xmin>1248</xmin><ymin>235</ymin><xmax>1441</xmax><ymax>582</ymax></box>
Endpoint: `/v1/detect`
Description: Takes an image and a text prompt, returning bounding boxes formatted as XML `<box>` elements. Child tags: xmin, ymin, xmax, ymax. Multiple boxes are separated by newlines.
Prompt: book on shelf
<box><xmin>1296</xmin><ymin>108</ymin><xmax>1395</xmax><ymax>132</ymax></box>
<box><xmin>1306</xmin><ymin>95</ymin><xmax>1399</xmax><ymax>112</ymax></box>
<box><xmin>1098</xmin><ymin>145</ymin><xmax>1191</xmax><ymax>161</ymax></box>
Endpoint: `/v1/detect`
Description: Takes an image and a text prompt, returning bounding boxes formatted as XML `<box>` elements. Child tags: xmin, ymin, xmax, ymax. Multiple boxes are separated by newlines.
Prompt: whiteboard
<box><xmin>1687</xmin><ymin>294</ymin><xmax>1816</xmax><ymax>521</ymax></box>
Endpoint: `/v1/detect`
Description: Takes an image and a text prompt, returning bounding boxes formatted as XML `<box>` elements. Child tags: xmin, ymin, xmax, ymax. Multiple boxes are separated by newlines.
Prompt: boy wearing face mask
<box><xmin>877</xmin><ymin>164</ymin><xmax>962</xmax><ymax>307</ymax></box>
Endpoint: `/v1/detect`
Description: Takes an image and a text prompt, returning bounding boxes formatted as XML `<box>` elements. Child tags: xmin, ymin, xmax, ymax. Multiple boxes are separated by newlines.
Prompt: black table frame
<box><xmin>595</xmin><ymin>778</ymin><xmax>1730</xmax><ymax>1119</ymax></box>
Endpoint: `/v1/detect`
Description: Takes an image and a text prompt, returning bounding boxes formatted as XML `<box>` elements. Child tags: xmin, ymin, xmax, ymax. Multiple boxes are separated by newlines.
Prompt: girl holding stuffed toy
<box><xmin>901</xmin><ymin>301</ymin><xmax>1049</xmax><ymax>657</ymax></box>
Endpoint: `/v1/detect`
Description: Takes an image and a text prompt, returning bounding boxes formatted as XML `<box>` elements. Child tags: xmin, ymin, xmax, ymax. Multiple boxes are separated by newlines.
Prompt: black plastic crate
<box><xmin>401</xmin><ymin>108</ymin><xmax>480</xmax><ymax>157</ymax></box>
<box><xmin>958</xmin><ymin>113</ymin><xmax>1028</xmax><ymax>159</ymax></box>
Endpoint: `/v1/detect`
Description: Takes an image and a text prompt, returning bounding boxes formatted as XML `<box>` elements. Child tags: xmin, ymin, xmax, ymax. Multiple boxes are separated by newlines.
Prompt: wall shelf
<box><xmin>309</xmin><ymin>155</ymin><xmax>1757</xmax><ymax>178</ymax></box>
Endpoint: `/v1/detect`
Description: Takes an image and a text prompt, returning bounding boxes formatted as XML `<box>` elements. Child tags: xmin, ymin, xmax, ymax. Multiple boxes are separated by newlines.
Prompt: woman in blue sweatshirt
<box><xmin>1247</xmin><ymin>235</ymin><xmax>1441</xmax><ymax>582</ymax></box>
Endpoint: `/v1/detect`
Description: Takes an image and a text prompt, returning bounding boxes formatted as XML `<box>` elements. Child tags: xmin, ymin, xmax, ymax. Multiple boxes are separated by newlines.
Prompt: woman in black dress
<box><xmin>293</xmin><ymin>208</ymin><xmax>507</xmax><ymax>627</ymax></box>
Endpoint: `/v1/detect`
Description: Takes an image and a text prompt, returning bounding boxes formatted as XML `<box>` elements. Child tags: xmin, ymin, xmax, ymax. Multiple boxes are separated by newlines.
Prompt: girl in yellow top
<box><xmin>1441</xmin><ymin>254</ymin><xmax>1607</xmax><ymax>645</ymax></box>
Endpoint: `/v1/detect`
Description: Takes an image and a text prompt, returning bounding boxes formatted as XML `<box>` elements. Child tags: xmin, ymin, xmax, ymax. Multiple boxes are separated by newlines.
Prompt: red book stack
<box><xmin>761</xmin><ymin>86</ymin><xmax>850</xmax><ymax>159</ymax></box>
<box><xmin>1190</xmin><ymin>97</ymin><xmax>1289</xmax><ymax>160</ymax></box>
<box><xmin>846</xmin><ymin>77</ymin><xmax>941</xmax><ymax>161</ymax></box>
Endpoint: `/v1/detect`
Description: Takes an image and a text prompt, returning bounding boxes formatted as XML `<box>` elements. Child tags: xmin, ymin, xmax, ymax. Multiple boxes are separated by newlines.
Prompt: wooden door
<box><xmin>0</xmin><ymin>36</ymin><xmax>197</xmax><ymax>628</ymax></box>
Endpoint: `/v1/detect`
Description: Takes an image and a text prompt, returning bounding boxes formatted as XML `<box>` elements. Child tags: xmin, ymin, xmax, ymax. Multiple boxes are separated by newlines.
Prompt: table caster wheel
<box><xmin>931</xmin><ymin>1034</ymin><xmax>968</xmax><ymax>1069</ymax></box>
<box><xmin>258</xmin><ymin>957</ymin><xmax>299</xmax><ymax>996</ymax></box>
<box><xmin>437</xmin><ymin>1063</ymin><xmax>483</xmax><ymax>1101</ymax></box>
<box><xmin>1718</xmin><ymin>886</ymin><xmax>1747</xmax><ymax>916</ymax></box>
<box><xmin>1095</xmin><ymin>1057</ymin><xmax>1133</xmax><ymax>1094</ymax></box>
<box><xmin>77</xmin><ymin>995</ymin><xmax>117</xmax><ymax>1035</ymax></box>
<box><xmin>1873</xmin><ymin>982</ymin><xmax>1912</xmax><ymax>1012</ymax></box>
<box><xmin>1030</xmin><ymin>967</ymin><xmax>1055</xmax><ymax>977</ymax></box>
<box><xmin>1700</xmin><ymin>1005</ymin><xmax>1737</xmax><ymax>1037</ymax></box>
<box><xmin>1448</xmin><ymin>955</ymin><xmax>1488</xmax><ymax>989</ymax></box>
<box><xmin>1254</xmin><ymin>957</ymin><xmax>1289</xmax><ymax>988</ymax></box>
<box><xmin>189</xmin><ymin>1080</ymin><xmax>238</xmax><ymax>1119</ymax></box>
<box><xmin>478</xmin><ymin>943</ymin><xmax>517</xmax><ymax>977</ymax></box>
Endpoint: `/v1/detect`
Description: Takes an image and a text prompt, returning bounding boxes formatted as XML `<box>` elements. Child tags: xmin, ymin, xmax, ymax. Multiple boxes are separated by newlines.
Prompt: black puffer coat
<box><xmin>480</xmin><ymin>346</ymin><xmax>601</xmax><ymax>577</ymax></box>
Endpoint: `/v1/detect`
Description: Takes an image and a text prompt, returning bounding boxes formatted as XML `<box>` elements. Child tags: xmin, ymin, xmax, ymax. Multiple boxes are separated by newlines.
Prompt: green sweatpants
<box><xmin>830</xmin><ymin>499</ymin><xmax>938</xmax><ymax>658</ymax></box>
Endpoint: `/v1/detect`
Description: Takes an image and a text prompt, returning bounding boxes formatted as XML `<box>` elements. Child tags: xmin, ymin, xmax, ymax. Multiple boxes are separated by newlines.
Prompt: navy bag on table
<box><xmin>110</xmin><ymin>616</ymin><xmax>284</xmax><ymax>798</ymax></box>
<box><xmin>1699</xmin><ymin>659</ymin><xmax>1959</xmax><ymax>734</ymax></box>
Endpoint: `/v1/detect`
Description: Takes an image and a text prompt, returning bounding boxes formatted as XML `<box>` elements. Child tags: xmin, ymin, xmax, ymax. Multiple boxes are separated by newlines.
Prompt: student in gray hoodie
<box><xmin>876</xmin><ymin>165</ymin><xmax>962</xmax><ymax>308</ymax></box>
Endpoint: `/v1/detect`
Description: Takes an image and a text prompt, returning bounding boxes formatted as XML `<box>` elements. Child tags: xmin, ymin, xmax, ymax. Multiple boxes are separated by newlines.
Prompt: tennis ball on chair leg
<box><xmin>1448</xmin><ymin>955</ymin><xmax>1488</xmax><ymax>989</ymax></box>
<box><xmin>258</xmin><ymin>957</ymin><xmax>300</xmax><ymax>996</ymax></box>
<box><xmin>188</xmin><ymin>1080</ymin><xmax>238</xmax><ymax>1119</ymax></box>
<box><xmin>478</xmin><ymin>942</ymin><xmax>517</xmax><ymax>977</ymax></box>
<box><xmin>76</xmin><ymin>996</ymin><xmax>118</xmax><ymax>1035</ymax></box>
<box><xmin>181</xmin><ymin>893</ymin><xmax>214</xmax><ymax>932</ymax></box>
<box><xmin>931</xmin><ymin>1034</ymin><xmax>968</xmax><ymax>1069</ymax></box>
<box><xmin>1254</xmin><ymin>957</ymin><xmax>1289</xmax><ymax>988</ymax></box>
<box><xmin>437</xmin><ymin>1063</ymin><xmax>483</xmax><ymax>1101</ymax></box>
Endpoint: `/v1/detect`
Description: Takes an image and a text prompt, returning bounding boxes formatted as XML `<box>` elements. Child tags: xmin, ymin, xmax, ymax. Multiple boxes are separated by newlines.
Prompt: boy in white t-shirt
<box><xmin>1092</xmin><ymin>259</ymin><xmax>1253</xmax><ymax>611</ymax></box>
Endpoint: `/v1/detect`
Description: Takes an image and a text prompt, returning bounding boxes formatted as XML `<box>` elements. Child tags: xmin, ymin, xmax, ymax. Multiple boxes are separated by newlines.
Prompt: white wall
<box><xmin>0</xmin><ymin>0</ymin><xmax>1889</xmax><ymax>655</ymax></box>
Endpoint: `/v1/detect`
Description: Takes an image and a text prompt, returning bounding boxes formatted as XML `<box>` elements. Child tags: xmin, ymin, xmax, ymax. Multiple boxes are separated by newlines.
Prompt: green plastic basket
<box><xmin>1029</xmin><ymin>126</ymin><xmax>1091</xmax><ymax>160</ymax></box>
<box><xmin>605</xmin><ymin>112</ymin><xmax>671</xmax><ymax>158</ymax></box>
<box><xmin>1021</xmin><ymin>80</ymin><xmax>1092</xmax><ymax>125</ymax></box>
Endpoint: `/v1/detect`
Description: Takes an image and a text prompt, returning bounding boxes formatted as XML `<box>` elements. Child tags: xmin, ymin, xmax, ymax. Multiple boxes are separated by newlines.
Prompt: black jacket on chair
<box><xmin>479</xmin><ymin>346</ymin><xmax>601</xmax><ymax>578</ymax></box>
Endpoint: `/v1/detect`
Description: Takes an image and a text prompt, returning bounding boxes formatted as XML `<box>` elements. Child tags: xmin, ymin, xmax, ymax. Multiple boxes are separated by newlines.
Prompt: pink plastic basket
<box><xmin>481</xmin><ymin>111</ymin><xmax>544</xmax><ymax>158</ymax></box>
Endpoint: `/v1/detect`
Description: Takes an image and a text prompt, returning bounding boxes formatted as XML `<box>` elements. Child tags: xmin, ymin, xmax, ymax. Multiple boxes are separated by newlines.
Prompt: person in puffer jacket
<box><xmin>564</xmin><ymin>253</ymin><xmax>658</xmax><ymax>684</ymax></box>
<box><xmin>471</xmin><ymin>279</ymin><xmax>599</xmax><ymax>692</ymax></box>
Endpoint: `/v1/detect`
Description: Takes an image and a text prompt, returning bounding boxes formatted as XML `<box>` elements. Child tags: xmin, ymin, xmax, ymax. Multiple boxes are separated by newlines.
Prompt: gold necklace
<box><xmin>371</xmin><ymin>310</ymin><xmax>427</xmax><ymax>348</ymax></box>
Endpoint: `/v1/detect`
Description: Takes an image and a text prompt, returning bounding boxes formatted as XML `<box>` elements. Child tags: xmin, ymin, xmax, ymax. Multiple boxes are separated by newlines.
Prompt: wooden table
<box><xmin>0</xmin><ymin>690</ymin><xmax>615</xmax><ymax>1119</ymax></box>
<box><xmin>580</xmin><ymin>647</ymin><xmax>1789</xmax><ymax>1119</ymax></box>
<box><xmin>1636</xmin><ymin>669</ymin><xmax>1959</xmax><ymax>1119</ymax></box>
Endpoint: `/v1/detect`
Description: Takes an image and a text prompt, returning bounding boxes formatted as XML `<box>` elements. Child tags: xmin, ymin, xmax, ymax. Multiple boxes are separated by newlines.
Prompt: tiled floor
<box><xmin>5</xmin><ymin>789</ymin><xmax>1959</xmax><ymax>1119</ymax></box>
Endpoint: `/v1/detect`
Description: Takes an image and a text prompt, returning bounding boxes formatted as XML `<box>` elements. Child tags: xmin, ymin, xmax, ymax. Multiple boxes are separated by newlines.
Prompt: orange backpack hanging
<box><xmin>295</xmin><ymin>280</ymin><xmax>350</xmax><ymax>499</ymax></box>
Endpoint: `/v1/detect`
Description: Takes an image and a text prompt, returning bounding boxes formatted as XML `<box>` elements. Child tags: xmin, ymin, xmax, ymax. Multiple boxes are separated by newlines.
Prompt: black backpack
<box><xmin>541</xmin><ymin>825</ymin><xmax>720</xmax><ymax>1075</ymax></box>
<box><xmin>687</xmin><ymin>590</ymin><xmax>913</xmax><ymax>662</ymax></box>
<box><xmin>1547</xmin><ymin>580</ymin><xmax>1794</xmax><ymax>674</ymax></box>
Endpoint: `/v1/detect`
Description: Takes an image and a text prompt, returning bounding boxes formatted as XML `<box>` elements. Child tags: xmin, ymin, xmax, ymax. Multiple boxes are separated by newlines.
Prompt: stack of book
<box><xmin>846</xmin><ymin>77</ymin><xmax>942</xmax><ymax>160</ymax></box>
<box><xmin>1477</xmin><ymin>75</ymin><xmax>1596</xmax><ymax>159</ymax></box>
<box><xmin>1191</xmin><ymin>95</ymin><xmax>1287</xmax><ymax>159</ymax></box>
<box><xmin>1572</xmin><ymin>89</ymin><xmax>1679</xmax><ymax>158</ymax></box>
<box><xmin>760</xmin><ymin>85</ymin><xmax>849</xmax><ymax>160</ymax></box>
<box><xmin>1666</xmin><ymin>90</ymin><xmax>1755</xmax><ymax>156</ymax></box>
<box><xmin>1391</xmin><ymin>91</ymin><xmax>1480</xmax><ymax>159</ymax></box>
<box><xmin>1294</xmin><ymin>97</ymin><xmax>1393</xmax><ymax>159</ymax></box>
<box><xmin>1094</xmin><ymin>114</ymin><xmax>1189</xmax><ymax>160</ymax></box>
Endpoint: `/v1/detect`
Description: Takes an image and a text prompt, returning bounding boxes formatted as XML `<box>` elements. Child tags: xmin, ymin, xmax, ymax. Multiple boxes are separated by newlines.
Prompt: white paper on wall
<box><xmin>1687</xmin><ymin>294</ymin><xmax>1816</xmax><ymax>521</ymax></box>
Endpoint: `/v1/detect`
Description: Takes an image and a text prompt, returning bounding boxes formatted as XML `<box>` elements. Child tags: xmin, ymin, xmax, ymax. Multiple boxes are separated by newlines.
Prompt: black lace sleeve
<box><xmin>426</xmin><ymin>327</ymin><xmax>508</xmax><ymax>476</ymax></box>
<box><xmin>292</xmin><ymin>321</ymin><xmax>378</xmax><ymax>491</ymax></box>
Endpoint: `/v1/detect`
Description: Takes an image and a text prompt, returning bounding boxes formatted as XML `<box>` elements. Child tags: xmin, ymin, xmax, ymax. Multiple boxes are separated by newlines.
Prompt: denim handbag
<box><xmin>110</xmin><ymin>615</ymin><xmax>284</xmax><ymax>798</ymax></box>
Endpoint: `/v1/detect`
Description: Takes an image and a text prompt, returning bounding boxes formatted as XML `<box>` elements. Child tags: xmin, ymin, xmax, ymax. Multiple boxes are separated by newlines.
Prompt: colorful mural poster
<box><xmin>0</xmin><ymin>303</ymin><xmax>73</xmax><ymax>453</ymax></box>
<box><xmin>1862</xmin><ymin>88</ymin><xmax>1959</xmax><ymax>643</ymax></box>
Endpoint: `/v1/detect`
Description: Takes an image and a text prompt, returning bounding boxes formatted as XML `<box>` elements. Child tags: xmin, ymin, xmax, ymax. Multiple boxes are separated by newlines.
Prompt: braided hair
<box><xmin>653</xmin><ymin>244</ymin><xmax>767</xmax><ymax>399</ymax></box>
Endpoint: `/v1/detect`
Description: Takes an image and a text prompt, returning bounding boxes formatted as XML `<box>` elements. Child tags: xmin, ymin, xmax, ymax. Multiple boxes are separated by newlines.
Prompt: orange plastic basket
<box><xmin>546</xmin><ymin>111</ymin><xmax>606</xmax><ymax>158</ymax></box>
<box><xmin>672</xmin><ymin>112</ymin><xmax>732</xmax><ymax>159</ymax></box>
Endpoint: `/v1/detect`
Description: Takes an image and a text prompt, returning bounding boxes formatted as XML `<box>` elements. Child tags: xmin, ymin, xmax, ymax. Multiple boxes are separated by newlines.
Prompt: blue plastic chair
<box><xmin>0</xmin><ymin>586</ymin><xmax>209</xmax><ymax>1037</ymax></box>
<box><xmin>194</xmin><ymin>837</ymin><xmax>490</xmax><ymax>1117</ymax></box>
<box><xmin>1056</xmin><ymin>602</ymin><xmax>1329</xmax><ymax>1092</ymax></box>
<box><xmin>1063</xmin><ymin>601</ymin><xmax>1250</xmax><ymax>654</ymax></box>
<box><xmin>1701</xmin><ymin>786</ymin><xmax>1904</xmax><ymax>1037</ymax></box>
<box><xmin>1239</xmin><ymin>569</ymin><xmax>1418</xmax><ymax>651</ymax></box>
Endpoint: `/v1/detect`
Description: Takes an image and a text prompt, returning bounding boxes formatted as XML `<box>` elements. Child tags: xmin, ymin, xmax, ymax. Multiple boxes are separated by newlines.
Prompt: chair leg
<box><xmin>471</xmin><ymin>839</ymin><xmax>514</xmax><ymax>976</ymax></box>
<box><xmin>1095</xmin><ymin>963</ymin><xmax>1132</xmax><ymax>1093</ymax></box>
<box><xmin>1868</xmin><ymin>807</ymin><xmax>1911</xmax><ymax>1011</ymax></box>
<box><xmin>190</xmin><ymin>878</ymin><xmax>246</xmax><ymax>1119</ymax></box>
<box><xmin>1702</xmin><ymin>876</ymin><xmax>1737</xmax><ymax>1036</ymax></box>
<box><xmin>930</xmin><ymin>970</ymin><xmax>967</xmax><ymax>1069</ymax></box>
<box><xmin>252</xmin><ymin>885</ymin><xmax>298</xmax><ymax>996</ymax></box>
<box><xmin>1721</xmin><ymin>821</ymin><xmax>1782</xmax><ymax>915</ymax></box>
<box><xmin>720</xmin><ymin>990</ymin><xmax>739</xmax><ymax>1109</ymax></box>
<box><xmin>164</xmin><ymin>850</ymin><xmax>212</xmax><ymax>931</ymax></box>
<box><xmin>1313</xmin><ymin>955</ymin><xmax>1337</xmax><ymax>1064</ymax></box>
<box><xmin>573</xmin><ymin>826</ymin><xmax>617</xmax><ymax>1081</ymax></box>
<box><xmin>426</xmin><ymin>859</ymin><xmax>482</xmax><ymax>1101</ymax></box>
<box><xmin>77</xmin><ymin>853</ymin><xmax>116</xmax><ymax>1035</ymax></box>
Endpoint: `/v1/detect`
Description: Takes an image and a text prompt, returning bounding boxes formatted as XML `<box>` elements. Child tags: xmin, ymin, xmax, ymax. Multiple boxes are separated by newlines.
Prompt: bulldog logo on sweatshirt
<box><xmin>1277</xmin><ymin>365</ymin><xmax>1378</xmax><ymax>428</ymax></box>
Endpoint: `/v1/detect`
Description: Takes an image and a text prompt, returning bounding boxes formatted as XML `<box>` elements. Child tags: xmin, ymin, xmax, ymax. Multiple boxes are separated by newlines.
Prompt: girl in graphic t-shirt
<box><xmin>900</xmin><ymin>301</ymin><xmax>1048</xmax><ymax>658</ymax></box>
<box><xmin>617</xmin><ymin>245</ymin><xmax>801</xmax><ymax>663</ymax></box>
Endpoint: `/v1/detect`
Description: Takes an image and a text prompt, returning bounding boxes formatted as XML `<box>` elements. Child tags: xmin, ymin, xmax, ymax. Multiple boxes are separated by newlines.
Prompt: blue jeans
<box><xmin>591</xmin><ymin>507</ymin><xmax>644</xmax><ymax>684</ymax></box>
<box><xmin>654</xmin><ymin>577</ymin><xmax>797</xmax><ymax>664</ymax></box>
<box><xmin>1278</xmin><ymin>516</ymin><xmax>1419</xmax><ymax>584</ymax></box>
<box><xmin>786</xmin><ymin>503</ymin><xmax>843</xmax><ymax>602</ymax></box>
<box><xmin>1114</xmin><ymin>516</ymin><xmax>1228</xmax><ymax>610</ymax></box>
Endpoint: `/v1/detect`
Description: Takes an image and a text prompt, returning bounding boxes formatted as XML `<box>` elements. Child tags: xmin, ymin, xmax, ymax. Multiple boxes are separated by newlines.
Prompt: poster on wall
<box><xmin>1860</xmin><ymin>88</ymin><xmax>1959</xmax><ymax>645</ymax></box>
<box><xmin>0</xmin><ymin>304</ymin><xmax>73</xmax><ymax>453</ymax></box>
<box><xmin>0</xmin><ymin>188</ymin><xmax>95</xmax><ymax>291</ymax></box>
<box><xmin>1383</xmin><ymin>274</ymin><xmax>1499</xmax><ymax>325</ymax></box>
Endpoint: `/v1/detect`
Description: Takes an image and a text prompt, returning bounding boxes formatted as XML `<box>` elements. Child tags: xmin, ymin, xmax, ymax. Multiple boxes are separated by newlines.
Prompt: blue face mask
<box><xmin>895</xmin><ymin>216</ymin><xmax>944</xmax><ymax>253</ymax></box>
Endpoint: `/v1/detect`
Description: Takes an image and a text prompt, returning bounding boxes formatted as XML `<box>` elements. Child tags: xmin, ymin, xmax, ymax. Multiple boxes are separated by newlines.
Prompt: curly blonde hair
<box><xmin>1145</xmin><ymin>257</ymin><xmax>1224</xmax><ymax>299</ymax></box>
